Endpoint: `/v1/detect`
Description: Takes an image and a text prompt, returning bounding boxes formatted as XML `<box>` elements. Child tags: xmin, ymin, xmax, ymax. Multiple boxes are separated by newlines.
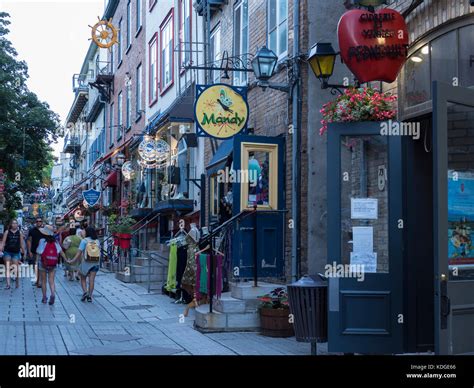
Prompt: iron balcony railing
<box><xmin>63</xmin><ymin>135</ymin><xmax>80</xmax><ymax>154</ymax></box>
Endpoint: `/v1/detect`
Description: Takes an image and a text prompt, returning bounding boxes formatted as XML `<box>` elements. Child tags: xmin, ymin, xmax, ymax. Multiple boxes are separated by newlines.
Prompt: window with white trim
<box><xmin>136</xmin><ymin>0</ymin><xmax>142</xmax><ymax>32</ymax></box>
<box><xmin>109</xmin><ymin>103</ymin><xmax>114</xmax><ymax>146</ymax></box>
<box><xmin>268</xmin><ymin>0</ymin><xmax>288</xmax><ymax>58</ymax></box>
<box><xmin>210</xmin><ymin>25</ymin><xmax>221</xmax><ymax>84</ymax></box>
<box><xmin>149</xmin><ymin>35</ymin><xmax>158</xmax><ymax>104</ymax></box>
<box><xmin>160</xmin><ymin>12</ymin><xmax>174</xmax><ymax>92</ymax></box>
<box><xmin>118</xmin><ymin>19</ymin><xmax>123</xmax><ymax>63</ymax></box>
<box><xmin>117</xmin><ymin>92</ymin><xmax>123</xmax><ymax>140</ymax></box>
<box><xmin>136</xmin><ymin>64</ymin><xmax>143</xmax><ymax>115</ymax></box>
<box><xmin>127</xmin><ymin>1</ymin><xmax>132</xmax><ymax>48</ymax></box>
<box><xmin>126</xmin><ymin>84</ymin><xmax>131</xmax><ymax>129</ymax></box>
<box><xmin>179</xmin><ymin>0</ymin><xmax>192</xmax><ymax>69</ymax></box>
<box><xmin>233</xmin><ymin>0</ymin><xmax>249</xmax><ymax>86</ymax></box>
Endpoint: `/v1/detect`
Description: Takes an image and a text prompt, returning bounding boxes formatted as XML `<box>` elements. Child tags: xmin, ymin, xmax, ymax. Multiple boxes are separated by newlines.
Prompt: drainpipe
<box><xmin>291</xmin><ymin>0</ymin><xmax>301</xmax><ymax>282</ymax></box>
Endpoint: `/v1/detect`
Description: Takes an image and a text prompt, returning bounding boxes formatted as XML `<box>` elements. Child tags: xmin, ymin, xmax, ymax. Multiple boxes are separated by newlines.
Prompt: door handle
<box><xmin>441</xmin><ymin>295</ymin><xmax>451</xmax><ymax>317</ymax></box>
<box><xmin>440</xmin><ymin>273</ymin><xmax>450</xmax><ymax>329</ymax></box>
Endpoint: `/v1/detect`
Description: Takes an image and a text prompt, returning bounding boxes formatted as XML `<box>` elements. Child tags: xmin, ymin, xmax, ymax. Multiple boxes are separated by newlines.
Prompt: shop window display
<box><xmin>447</xmin><ymin>103</ymin><xmax>474</xmax><ymax>280</ymax></box>
<box><xmin>240</xmin><ymin>143</ymin><xmax>278</xmax><ymax>210</ymax></box>
<box><xmin>247</xmin><ymin>151</ymin><xmax>270</xmax><ymax>207</ymax></box>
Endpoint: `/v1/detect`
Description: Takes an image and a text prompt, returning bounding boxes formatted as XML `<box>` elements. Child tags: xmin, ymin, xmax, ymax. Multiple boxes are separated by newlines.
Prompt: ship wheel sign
<box><xmin>89</xmin><ymin>17</ymin><xmax>119</xmax><ymax>50</ymax></box>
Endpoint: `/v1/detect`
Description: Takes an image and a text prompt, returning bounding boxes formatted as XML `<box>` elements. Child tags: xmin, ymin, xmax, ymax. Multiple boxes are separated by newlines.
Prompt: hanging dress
<box><xmin>181</xmin><ymin>234</ymin><xmax>199</xmax><ymax>297</ymax></box>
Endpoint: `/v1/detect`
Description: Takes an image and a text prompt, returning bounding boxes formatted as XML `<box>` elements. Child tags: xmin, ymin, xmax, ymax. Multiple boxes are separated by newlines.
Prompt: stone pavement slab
<box><xmin>0</xmin><ymin>269</ymin><xmax>317</xmax><ymax>355</ymax></box>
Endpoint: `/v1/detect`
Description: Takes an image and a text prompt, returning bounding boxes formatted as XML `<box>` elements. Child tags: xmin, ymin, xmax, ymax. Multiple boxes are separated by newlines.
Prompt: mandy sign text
<box><xmin>195</xmin><ymin>84</ymin><xmax>249</xmax><ymax>139</ymax></box>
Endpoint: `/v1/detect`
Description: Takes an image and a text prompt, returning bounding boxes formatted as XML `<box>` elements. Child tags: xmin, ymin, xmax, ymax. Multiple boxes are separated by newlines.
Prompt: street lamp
<box><xmin>251</xmin><ymin>46</ymin><xmax>278</xmax><ymax>82</ymax></box>
<box><xmin>307</xmin><ymin>42</ymin><xmax>358</xmax><ymax>94</ymax></box>
<box><xmin>115</xmin><ymin>152</ymin><xmax>126</xmax><ymax>167</ymax></box>
<box><xmin>251</xmin><ymin>46</ymin><xmax>290</xmax><ymax>93</ymax></box>
<box><xmin>308</xmin><ymin>42</ymin><xmax>337</xmax><ymax>83</ymax></box>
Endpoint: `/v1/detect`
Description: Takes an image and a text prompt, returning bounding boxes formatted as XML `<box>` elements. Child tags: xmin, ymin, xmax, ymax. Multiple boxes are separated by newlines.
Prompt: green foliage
<box><xmin>107</xmin><ymin>214</ymin><xmax>135</xmax><ymax>234</ymax></box>
<box><xmin>0</xmin><ymin>12</ymin><xmax>59</xmax><ymax>220</ymax></box>
<box><xmin>116</xmin><ymin>215</ymin><xmax>135</xmax><ymax>234</ymax></box>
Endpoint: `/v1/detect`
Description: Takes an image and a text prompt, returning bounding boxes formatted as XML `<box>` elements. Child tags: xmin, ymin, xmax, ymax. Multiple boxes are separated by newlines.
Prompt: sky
<box><xmin>0</xmin><ymin>0</ymin><xmax>106</xmax><ymax>157</ymax></box>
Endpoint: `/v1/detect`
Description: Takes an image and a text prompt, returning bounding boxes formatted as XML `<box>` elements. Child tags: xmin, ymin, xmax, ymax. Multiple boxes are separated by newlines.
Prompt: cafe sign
<box><xmin>338</xmin><ymin>8</ymin><xmax>409</xmax><ymax>83</ymax></box>
<box><xmin>195</xmin><ymin>84</ymin><xmax>249</xmax><ymax>139</ymax></box>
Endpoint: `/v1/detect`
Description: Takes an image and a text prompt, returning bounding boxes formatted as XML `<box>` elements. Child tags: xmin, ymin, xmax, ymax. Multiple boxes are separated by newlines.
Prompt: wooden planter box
<box><xmin>260</xmin><ymin>308</ymin><xmax>294</xmax><ymax>338</ymax></box>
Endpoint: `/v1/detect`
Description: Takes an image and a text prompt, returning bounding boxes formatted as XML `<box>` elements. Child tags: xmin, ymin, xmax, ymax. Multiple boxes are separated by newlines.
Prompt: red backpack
<box><xmin>41</xmin><ymin>241</ymin><xmax>58</xmax><ymax>267</ymax></box>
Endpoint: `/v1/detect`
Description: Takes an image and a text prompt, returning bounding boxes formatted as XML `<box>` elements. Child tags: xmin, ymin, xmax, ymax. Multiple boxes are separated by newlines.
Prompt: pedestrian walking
<box><xmin>27</xmin><ymin>218</ymin><xmax>47</xmax><ymax>288</ymax></box>
<box><xmin>76</xmin><ymin>221</ymin><xmax>87</xmax><ymax>239</ymax></box>
<box><xmin>36</xmin><ymin>225</ymin><xmax>67</xmax><ymax>305</ymax></box>
<box><xmin>62</xmin><ymin>227</ymin><xmax>82</xmax><ymax>281</ymax></box>
<box><xmin>0</xmin><ymin>219</ymin><xmax>26</xmax><ymax>289</ymax></box>
<box><xmin>72</xmin><ymin>226</ymin><xmax>100</xmax><ymax>302</ymax></box>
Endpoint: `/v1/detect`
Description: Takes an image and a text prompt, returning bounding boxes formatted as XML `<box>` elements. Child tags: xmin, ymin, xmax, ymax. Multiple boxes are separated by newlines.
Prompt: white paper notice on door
<box><xmin>350</xmin><ymin>252</ymin><xmax>377</xmax><ymax>273</ymax></box>
<box><xmin>352</xmin><ymin>226</ymin><xmax>374</xmax><ymax>253</ymax></box>
<box><xmin>351</xmin><ymin>198</ymin><xmax>378</xmax><ymax>220</ymax></box>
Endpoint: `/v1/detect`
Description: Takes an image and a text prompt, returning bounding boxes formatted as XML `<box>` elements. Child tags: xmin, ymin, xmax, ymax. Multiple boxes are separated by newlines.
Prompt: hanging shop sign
<box><xmin>338</xmin><ymin>8</ymin><xmax>409</xmax><ymax>83</ymax></box>
<box><xmin>74</xmin><ymin>209</ymin><xmax>85</xmax><ymax>222</ymax></box>
<box><xmin>82</xmin><ymin>189</ymin><xmax>101</xmax><ymax>207</ymax></box>
<box><xmin>195</xmin><ymin>84</ymin><xmax>249</xmax><ymax>139</ymax></box>
<box><xmin>138</xmin><ymin>137</ymin><xmax>170</xmax><ymax>169</ymax></box>
<box><xmin>121</xmin><ymin>161</ymin><xmax>136</xmax><ymax>180</ymax></box>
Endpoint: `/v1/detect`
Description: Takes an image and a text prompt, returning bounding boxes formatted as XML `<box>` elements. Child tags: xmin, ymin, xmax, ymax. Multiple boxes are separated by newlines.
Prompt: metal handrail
<box><xmin>133</xmin><ymin>248</ymin><xmax>168</xmax><ymax>293</ymax></box>
<box><xmin>101</xmin><ymin>211</ymin><xmax>161</xmax><ymax>272</ymax></box>
<box><xmin>201</xmin><ymin>208</ymin><xmax>258</xmax><ymax>314</ymax></box>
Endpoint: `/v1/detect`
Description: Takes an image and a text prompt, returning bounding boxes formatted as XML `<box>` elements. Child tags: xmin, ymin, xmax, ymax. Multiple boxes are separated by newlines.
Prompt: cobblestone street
<box><xmin>0</xmin><ymin>269</ymin><xmax>317</xmax><ymax>356</ymax></box>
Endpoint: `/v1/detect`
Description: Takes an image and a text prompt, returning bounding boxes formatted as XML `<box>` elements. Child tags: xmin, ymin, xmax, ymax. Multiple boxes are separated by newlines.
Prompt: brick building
<box><xmin>203</xmin><ymin>0</ymin><xmax>310</xmax><ymax>283</ymax></box>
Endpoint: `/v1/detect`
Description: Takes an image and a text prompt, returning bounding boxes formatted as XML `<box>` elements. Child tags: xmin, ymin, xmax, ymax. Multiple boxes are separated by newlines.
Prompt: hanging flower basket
<box><xmin>319</xmin><ymin>87</ymin><xmax>397</xmax><ymax>135</ymax></box>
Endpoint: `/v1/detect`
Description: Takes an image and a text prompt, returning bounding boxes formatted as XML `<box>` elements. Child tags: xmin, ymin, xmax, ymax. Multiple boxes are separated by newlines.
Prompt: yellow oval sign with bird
<box><xmin>195</xmin><ymin>84</ymin><xmax>249</xmax><ymax>139</ymax></box>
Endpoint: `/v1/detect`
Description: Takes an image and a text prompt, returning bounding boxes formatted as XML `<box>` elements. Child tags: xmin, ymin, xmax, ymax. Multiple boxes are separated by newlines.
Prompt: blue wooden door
<box><xmin>232</xmin><ymin>135</ymin><xmax>285</xmax><ymax>279</ymax></box>
<box><xmin>327</xmin><ymin>122</ymin><xmax>404</xmax><ymax>354</ymax></box>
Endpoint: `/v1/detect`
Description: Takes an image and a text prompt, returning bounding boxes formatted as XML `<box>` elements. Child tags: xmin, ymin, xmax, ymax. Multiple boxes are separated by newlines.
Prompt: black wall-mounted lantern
<box><xmin>308</xmin><ymin>42</ymin><xmax>359</xmax><ymax>95</ymax></box>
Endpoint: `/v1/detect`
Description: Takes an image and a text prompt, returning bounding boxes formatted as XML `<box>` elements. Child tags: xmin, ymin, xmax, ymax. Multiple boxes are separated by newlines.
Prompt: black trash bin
<box><xmin>287</xmin><ymin>275</ymin><xmax>328</xmax><ymax>355</ymax></box>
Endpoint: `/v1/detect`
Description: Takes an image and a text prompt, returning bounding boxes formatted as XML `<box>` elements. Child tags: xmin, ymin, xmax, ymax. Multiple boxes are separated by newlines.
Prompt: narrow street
<box><xmin>0</xmin><ymin>270</ymin><xmax>315</xmax><ymax>356</ymax></box>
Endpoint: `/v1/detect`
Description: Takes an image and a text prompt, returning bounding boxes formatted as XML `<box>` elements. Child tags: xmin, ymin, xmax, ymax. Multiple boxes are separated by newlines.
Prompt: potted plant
<box><xmin>116</xmin><ymin>215</ymin><xmax>135</xmax><ymax>249</ymax></box>
<box><xmin>319</xmin><ymin>87</ymin><xmax>397</xmax><ymax>135</ymax></box>
<box><xmin>258</xmin><ymin>287</ymin><xmax>294</xmax><ymax>338</ymax></box>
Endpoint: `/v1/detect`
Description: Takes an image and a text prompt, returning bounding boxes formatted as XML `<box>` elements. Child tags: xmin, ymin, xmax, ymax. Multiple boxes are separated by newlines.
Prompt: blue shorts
<box><xmin>4</xmin><ymin>251</ymin><xmax>21</xmax><ymax>261</ymax></box>
<box><xmin>38</xmin><ymin>260</ymin><xmax>57</xmax><ymax>273</ymax></box>
<box><xmin>86</xmin><ymin>265</ymin><xmax>99</xmax><ymax>275</ymax></box>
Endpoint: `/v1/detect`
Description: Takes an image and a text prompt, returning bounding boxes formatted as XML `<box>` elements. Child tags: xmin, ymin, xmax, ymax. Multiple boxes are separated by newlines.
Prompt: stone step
<box><xmin>194</xmin><ymin>304</ymin><xmax>260</xmax><ymax>333</ymax></box>
<box><xmin>133</xmin><ymin>256</ymin><xmax>166</xmax><ymax>267</ymax></box>
<box><xmin>130</xmin><ymin>264</ymin><xmax>166</xmax><ymax>276</ymax></box>
<box><xmin>230</xmin><ymin>282</ymin><xmax>285</xmax><ymax>300</ymax></box>
<box><xmin>213</xmin><ymin>293</ymin><xmax>260</xmax><ymax>314</ymax></box>
<box><xmin>115</xmin><ymin>271</ymin><xmax>165</xmax><ymax>284</ymax></box>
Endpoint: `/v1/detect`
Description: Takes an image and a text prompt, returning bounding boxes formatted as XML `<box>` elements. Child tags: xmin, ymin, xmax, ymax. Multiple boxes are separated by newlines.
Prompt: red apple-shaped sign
<box><xmin>338</xmin><ymin>8</ymin><xmax>409</xmax><ymax>83</ymax></box>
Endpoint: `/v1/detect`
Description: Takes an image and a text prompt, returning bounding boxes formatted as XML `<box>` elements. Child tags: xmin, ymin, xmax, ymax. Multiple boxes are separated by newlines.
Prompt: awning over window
<box><xmin>102</xmin><ymin>170</ymin><xmax>118</xmax><ymax>188</ymax></box>
<box><xmin>154</xmin><ymin>199</ymin><xmax>194</xmax><ymax>215</ymax></box>
<box><xmin>206</xmin><ymin>139</ymin><xmax>234</xmax><ymax>176</ymax></box>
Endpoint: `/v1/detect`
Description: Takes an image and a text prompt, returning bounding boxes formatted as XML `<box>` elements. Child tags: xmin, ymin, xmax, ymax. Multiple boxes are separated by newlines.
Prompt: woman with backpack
<box><xmin>62</xmin><ymin>227</ymin><xmax>82</xmax><ymax>281</ymax></box>
<box><xmin>0</xmin><ymin>219</ymin><xmax>26</xmax><ymax>289</ymax></box>
<box><xmin>72</xmin><ymin>226</ymin><xmax>100</xmax><ymax>302</ymax></box>
<box><xmin>36</xmin><ymin>225</ymin><xmax>67</xmax><ymax>305</ymax></box>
